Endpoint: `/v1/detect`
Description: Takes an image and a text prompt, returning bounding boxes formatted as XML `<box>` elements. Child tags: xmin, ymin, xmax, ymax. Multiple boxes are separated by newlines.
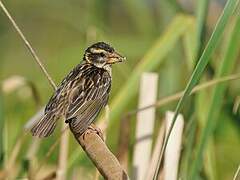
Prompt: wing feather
<box><xmin>68</xmin><ymin>97</ymin><xmax>106</xmax><ymax>135</ymax></box>
<box><xmin>66</xmin><ymin>70</ymin><xmax>111</xmax><ymax>135</ymax></box>
<box><xmin>31</xmin><ymin>113</ymin><xmax>57</xmax><ymax>137</ymax></box>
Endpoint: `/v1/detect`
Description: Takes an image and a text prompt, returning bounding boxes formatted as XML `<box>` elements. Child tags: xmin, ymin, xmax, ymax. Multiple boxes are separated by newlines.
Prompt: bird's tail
<box><xmin>31</xmin><ymin>113</ymin><xmax>57</xmax><ymax>138</ymax></box>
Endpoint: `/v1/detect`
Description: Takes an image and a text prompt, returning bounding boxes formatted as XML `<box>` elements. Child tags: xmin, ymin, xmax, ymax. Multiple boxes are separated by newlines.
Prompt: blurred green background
<box><xmin>0</xmin><ymin>0</ymin><xmax>240</xmax><ymax>179</ymax></box>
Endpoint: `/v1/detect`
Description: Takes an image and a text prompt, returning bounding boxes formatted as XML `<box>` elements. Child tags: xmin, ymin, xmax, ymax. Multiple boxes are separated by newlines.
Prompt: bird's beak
<box><xmin>107</xmin><ymin>51</ymin><xmax>126</xmax><ymax>64</ymax></box>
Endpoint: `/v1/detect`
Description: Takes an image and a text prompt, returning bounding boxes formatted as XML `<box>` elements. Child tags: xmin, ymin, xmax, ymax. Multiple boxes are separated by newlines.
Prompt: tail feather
<box><xmin>31</xmin><ymin>113</ymin><xmax>57</xmax><ymax>138</ymax></box>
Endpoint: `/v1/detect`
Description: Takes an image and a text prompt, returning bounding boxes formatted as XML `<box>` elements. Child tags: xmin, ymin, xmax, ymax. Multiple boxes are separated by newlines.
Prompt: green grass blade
<box><xmin>195</xmin><ymin>0</ymin><xmax>210</xmax><ymax>57</ymax></box>
<box><xmin>155</xmin><ymin>0</ymin><xmax>239</xmax><ymax>178</ymax></box>
<box><xmin>193</xmin><ymin>0</ymin><xmax>214</xmax><ymax>178</ymax></box>
<box><xmin>183</xmin><ymin>20</ymin><xmax>197</xmax><ymax>70</ymax></box>
<box><xmin>183</xmin><ymin>0</ymin><xmax>209</xmax><ymax>70</ymax></box>
<box><xmin>189</xmin><ymin>13</ymin><xmax>240</xmax><ymax>179</ymax></box>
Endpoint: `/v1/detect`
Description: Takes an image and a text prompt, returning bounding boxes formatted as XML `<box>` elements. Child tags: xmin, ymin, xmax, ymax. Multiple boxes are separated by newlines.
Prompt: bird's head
<box><xmin>83</xmin><ymin>42</ymin><xmax>125</xmax><ymax>68</ymax></box>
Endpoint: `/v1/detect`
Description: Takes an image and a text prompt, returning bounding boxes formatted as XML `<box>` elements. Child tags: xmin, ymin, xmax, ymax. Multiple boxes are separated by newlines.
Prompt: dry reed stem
<box><xmin>133</xmin><ymin>73</ymin><xmax>158</xmax><ymax>180</ymax></box>
<box><xmin>163</xmin><ymin>112</ymin><xmax>184</xmax><ymax>180</ymax></box>
<box><xmin>233</xmin><ymin>96</ymin><xmax>240</xmax><ymax>114</ymax></box>
<box><xmin>0</xmin><ymin>3</ymin><xmax>69</xmax><ymax>179</ymax></box>
<box><xmin>34</xmin><ymin>127</ymin><xmax>68</xmax><ymax>177</ymax></box>
<box><xmin>41</xmin><ymin>171</ymin><xmax>56</xmax><ymax>180</ymax></box>
<box><xmin>1</xmin><ymin>76</ymin><xmax>41</xmax><ymax>178</ymax></box>
<box><xmin>125</xmin><ymin>73</ymin><xmax>240</xmax><ymax>117</ymax></box>
<box><xmin>145</xmin><ymin>122</ymin><xmax>165</xmax><ymax>180</ymax></box>
<box><xmin>94</xmin><ymin>105</ymin><xmax>110</xmax><ymax>180</ymax></box>
<box><xmin>233</xmin><ymin>165</ymin><xmax>240</xmax><ymax>180</ymax></box>
<box><xmin>5</xmin><ymin>133</ymin><xmax>27</xmax><ymax>178</ymax></box>
<box><xmin>0</xmin><ymin>1</ymin><xmax>57</xmax><ymax>90</ymax></box>
<box><xmin>25</xmin><ymin>138</ymin><xmax>41</xmax><ymax>179</ymax></box>
<box><xmin>71</xmin><ymin>125</ymin><xmax>129</xmax><ymax>180</ymax></box>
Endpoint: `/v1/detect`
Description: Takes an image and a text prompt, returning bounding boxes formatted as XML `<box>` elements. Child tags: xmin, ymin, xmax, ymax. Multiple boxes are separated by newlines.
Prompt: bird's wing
<box><xmin>31</xmin><ymin>64</ymin><xmax>84</xmax><ymax>137</ymax></box>
<box><xmin>44</xmin><ymin>63</ymin><xmax>84</xmax><ymax>114</ymax></box>
<box><xmin>66</xmin><ymin>70</ymin><xmax>111</xmax><ymax>135</ymax></box>
<box><xmin>67</xmin><ymin>96</ymin><xmax>108</xmax><ymax>135</ymax></box>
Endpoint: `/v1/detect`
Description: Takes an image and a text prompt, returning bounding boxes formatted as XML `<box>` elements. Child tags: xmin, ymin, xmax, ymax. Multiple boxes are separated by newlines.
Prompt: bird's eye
<box><xmin>99</xmin><ymin>52</ymin><xmax>105</xmax><ymax>57</ymax></box>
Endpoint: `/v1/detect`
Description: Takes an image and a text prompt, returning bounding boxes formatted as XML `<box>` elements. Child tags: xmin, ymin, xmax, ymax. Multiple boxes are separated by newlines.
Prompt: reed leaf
<box><xmin>195</xmin><ymin>0</ymin><xmax>210</xmax><ymax>57</ymax></box>
<box><xmin>189</xmin><ymin>12</ymin><xmax>240</xmax><ymax>179</ymax></box>
<box><xmin>155</xmin><ymin>0</ymin><xmax>239</xmax><ymax>178</ymax></box>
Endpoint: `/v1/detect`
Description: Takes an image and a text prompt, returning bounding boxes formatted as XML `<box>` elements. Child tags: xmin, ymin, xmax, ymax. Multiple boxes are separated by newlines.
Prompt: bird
<box><xmin>31</xmin><ymin>42</ymin><xmax>125</xmax><ymax>138</ymax></box>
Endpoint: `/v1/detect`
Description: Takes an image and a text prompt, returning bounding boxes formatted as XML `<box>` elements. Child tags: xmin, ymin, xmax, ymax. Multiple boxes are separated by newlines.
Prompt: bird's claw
<box><xmin>82</xmin><ymin>124</ymin><xmax>104</xmax><ymax>141</ymax></box>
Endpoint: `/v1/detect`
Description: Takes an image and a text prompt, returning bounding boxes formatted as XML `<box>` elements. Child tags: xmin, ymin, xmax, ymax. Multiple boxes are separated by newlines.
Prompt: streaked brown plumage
<box><xmin>31</xmin><ymin>42</ymin><xmax>125</xmax><ymax>137</ymax></box>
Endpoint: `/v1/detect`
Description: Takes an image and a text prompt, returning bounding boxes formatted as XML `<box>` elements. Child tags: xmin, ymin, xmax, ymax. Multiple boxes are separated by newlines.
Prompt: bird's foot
<box><xmin>82</xmin><ymin>124</ymin><xmax>104</xmax><ymax>141</ymax></box>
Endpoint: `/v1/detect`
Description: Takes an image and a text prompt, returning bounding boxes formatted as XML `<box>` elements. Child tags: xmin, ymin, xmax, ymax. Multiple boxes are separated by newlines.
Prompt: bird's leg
<box><xmin>82</xmin><ymin>124</ymin><xmax>104</xmax><ymax>141</ymax></box>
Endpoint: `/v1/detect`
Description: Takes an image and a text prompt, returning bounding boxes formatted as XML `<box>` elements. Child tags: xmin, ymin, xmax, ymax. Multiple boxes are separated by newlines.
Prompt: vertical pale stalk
<box><xmin>56</xmin><ymin>122</ymin><xmax>69</xmax><ymax>180</ymax></box>
<box><xmin>145</xmin><ymin>123</ymin><xmax>165</xmax><ymax>180</ymax></box>
<box><xmin>133</xmin><ymin>73</ymin><xmax>158</xmax><ymax>180</ymax></box>
<box><xmin>163</xmin><ymin>111</ymin><xmax>184</xmax><ymax>180</ymax></box>
<box><xmin>5</xmin><ymin>133</ymin><xmax>26</xmax><ymax>178</ymax></box>
<box><xmin>25</xmin><ymin>138</ymin><xmax>41</xmax><ymax>179</ymax></box>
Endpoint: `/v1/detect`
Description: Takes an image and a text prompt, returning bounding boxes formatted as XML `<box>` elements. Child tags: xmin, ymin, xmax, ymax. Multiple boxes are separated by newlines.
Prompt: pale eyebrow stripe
<box><xmin>90</xmin><ymin>48</ymin><xmax>107</xmax><ymax>53</ymax></box>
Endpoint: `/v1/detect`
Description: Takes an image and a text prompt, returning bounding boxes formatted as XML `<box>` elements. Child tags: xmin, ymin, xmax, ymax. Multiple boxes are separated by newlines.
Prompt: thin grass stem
<box><xmin>0</xmin><ymin>1</ymin><xmax>57</xmax><ymax>90</ymax></box>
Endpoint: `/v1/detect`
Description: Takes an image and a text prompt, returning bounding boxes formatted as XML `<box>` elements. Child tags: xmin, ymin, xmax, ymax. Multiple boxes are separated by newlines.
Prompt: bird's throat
<box><xmin>103</xmin><ymin>64</ymin><xmax>112</xmax><ymax>77</ymax></box>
